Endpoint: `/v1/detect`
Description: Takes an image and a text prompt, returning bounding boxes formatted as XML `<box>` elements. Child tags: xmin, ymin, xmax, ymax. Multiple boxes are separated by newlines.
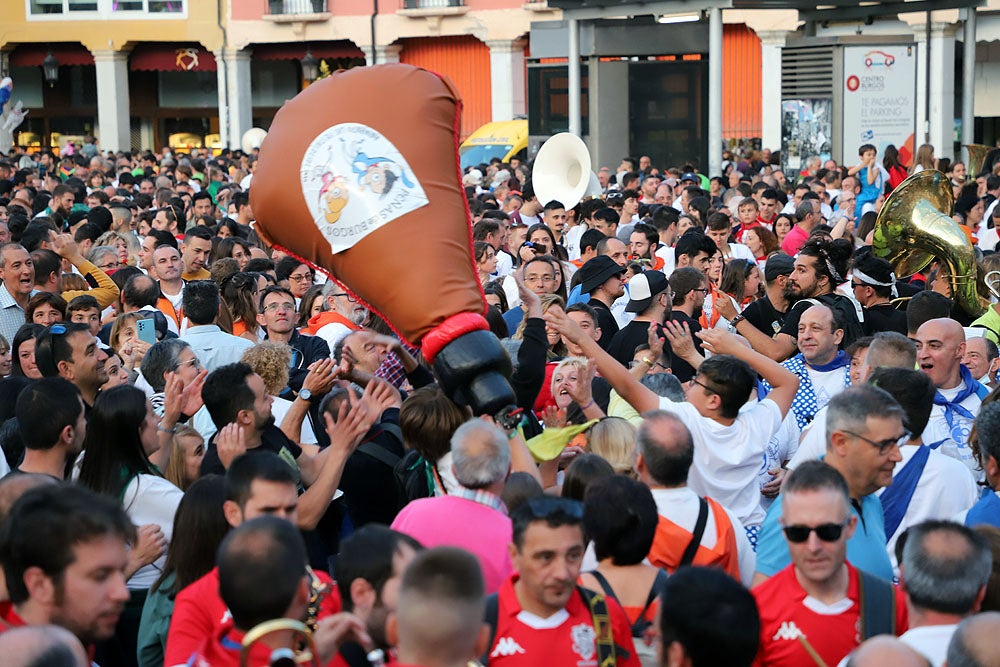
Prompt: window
<box><xmin>28</xmin><ymin>0</ymin><xmax>185</xmax><ymax>17</ymax></box>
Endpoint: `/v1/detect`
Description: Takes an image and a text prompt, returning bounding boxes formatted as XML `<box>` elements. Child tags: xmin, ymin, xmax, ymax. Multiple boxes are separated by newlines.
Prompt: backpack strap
<box><xmin>679</xmin><ymin>497</ymin><xmax>709</xmax><ymax>568</ymax></box>
<box><xmin>480</xmin><ymin>592</ymin><xmax>499</xmax><ymax>665</ymax></box>
<box><xmin>356</xmin><ymin>440</ymin><xmax>402</xmax><ymax>468</ymax></box>
<box><xmin>578</xmin><ymin>586</ymin><xmax>624</xmax><ymax>667</ymax></box>
<box><xmin>858</xmin><ymin>568</ymin><xmax>896</xmax><ymax>640</ymax></box>
<box><xmin>586</xmin><ymin>570</ymin><xmax>619</xmax><ymax>603</ymax></box>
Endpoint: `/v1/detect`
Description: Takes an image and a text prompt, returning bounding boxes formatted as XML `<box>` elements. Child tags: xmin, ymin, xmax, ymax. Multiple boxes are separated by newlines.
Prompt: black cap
<box><xmin>764</xmin><ymin>254</ymin><xmax>794</xmax><ymax>282</ymax></box>
<box><xmin>578</xmin><ymin>255</ymin><xmax>627</xmax><ymax>294</ymax></box>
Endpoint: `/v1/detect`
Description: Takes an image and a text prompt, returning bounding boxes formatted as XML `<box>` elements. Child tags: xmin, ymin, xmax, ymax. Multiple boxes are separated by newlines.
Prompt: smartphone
<box><xmin>136</xmin><ymin>318</ymin><xmax>156</xmax><ymax>345</ymax></box>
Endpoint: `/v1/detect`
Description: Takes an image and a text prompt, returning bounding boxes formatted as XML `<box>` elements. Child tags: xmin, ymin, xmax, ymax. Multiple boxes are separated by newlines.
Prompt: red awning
<box><xmin>10</xmin><ymin>43</ymin><xmax>94</xmax><ymax>67</ymax></box>
<box><xmin>251</xmin><ymin>41</ymin><xmax>364</xmax><ymax>62</ymax></box>
<box><xmin>130</xmin><ymin>44</ymin><xmax>217</xmax><ymax>72</ymax></box>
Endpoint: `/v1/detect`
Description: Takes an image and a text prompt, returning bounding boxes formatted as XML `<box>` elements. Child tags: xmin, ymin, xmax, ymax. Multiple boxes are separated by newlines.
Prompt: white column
<box><xmin>708</xmin><ymin>7</ymin><xmax>723</xmax><ymax>177</ymax></box>
<box><xmin>92</xmin><ymin>50</ymin><xmax>131</xmax><ymax>153</ymax></box>
<box><xmin>912</xmin><ymin>29</ymin><xmax>928</xmax><ymax>146</ymax></box>
<box><xmin>362</xmin><ymin>44</ymin><xmax>401</xmax><ymax>67</ymax></box>
<box><xmin>962</xmin><ymin>8</ymin><xmax>976</xmax><ymax>161</ymax></box>
<box><xmin>225</xmin><ymin>48</ymin><xmax>253</xmax><ymax>150</ymax></box>
<box><xmin>757</xmin><ymin>30</ymin><xmax>786</xmax><ymax>153</ymax></box>
<box><xmin>568</xmin><ymin>18</ymin><xmax>581</xmax><ymax>137</ymax></box>
<box><xmin>487</xmin><ymin>39</ymin><xmax>526</xmax><ymax>122</ymax></box>
<box><xmin>214</xmin><ymin>49</ymin><xmax>229</xmax><ymax>149</ymax></box>
<box><xmin>929</xmin><ymin>23</ymin><xmax>957</xmax><ymax>159</ymax></box>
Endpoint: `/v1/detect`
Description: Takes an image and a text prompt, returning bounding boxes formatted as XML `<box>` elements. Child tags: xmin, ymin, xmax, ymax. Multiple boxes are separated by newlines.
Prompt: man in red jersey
<box><xmin>164</xmin><ymin>453</ymin><xmax>343</xmax><ymax>666</ymax></box>
<box><xmin>753</xmin><ymin>461</ymin><xmax>907</xmax><ymax>667</ymax></box>
<box><xmin>186</xmin><ymin>516</ymin><xmax>368</xmax><ymax>667</ymax></box>
<box><xmin>483</xmin><ymin>496</ymin><xmax>639</xmax><ymax>666</ymax></box>
<box><xmin>0</xmin><ymin>484</ymin><xmax>133</xmax><ymax>659</ymax></box>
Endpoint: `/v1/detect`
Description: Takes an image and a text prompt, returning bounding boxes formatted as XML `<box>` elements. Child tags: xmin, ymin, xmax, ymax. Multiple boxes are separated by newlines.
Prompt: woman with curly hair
<box><xmin>97</xmin><ymin>229</ymin><xmax>140</xmax><ymax>267</ymax></box>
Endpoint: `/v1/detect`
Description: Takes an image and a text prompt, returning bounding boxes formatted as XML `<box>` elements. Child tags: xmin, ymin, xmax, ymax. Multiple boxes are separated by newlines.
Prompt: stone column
<box><xmin>92</xmin><ymin>50</ymin><xmax>131</xmax><ymax>153</ymax></box>
<box><xmin>225</xmin><ymin>48</ymin><xmax>253</xmax><ymax>149</ymax></box>
<box><xmin>757</xmin><ymin>30</ymin><xmax>787</xmax><ymax>153</ymax></box>
<box><xmin>929</xmin><ymin>23</ymin><xmax>957</xmax><ymax>159</ymax></box>
<box><xmin>487</xmin><ymin>39</ymin><xmax>526</xmax><ymax>122</ymax></box>
<box><xmin>362</xmin><ymin>44</ymin><xmax>401</xmax><ymax>67</ymax></box>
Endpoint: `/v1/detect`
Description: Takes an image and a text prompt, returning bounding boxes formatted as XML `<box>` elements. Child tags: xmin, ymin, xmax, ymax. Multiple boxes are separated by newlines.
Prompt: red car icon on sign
<box><xmin>864</xmin><ymin>50</ymin><xmax>895</xmax><ymax>67</ymax></box>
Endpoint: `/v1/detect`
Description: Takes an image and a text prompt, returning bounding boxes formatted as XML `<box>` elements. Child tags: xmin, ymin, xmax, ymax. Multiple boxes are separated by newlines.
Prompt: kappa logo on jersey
<box><xmin>570</xmin><ymin>623</ymin><xmax>597</xmax><ymax>661</ymax></box>
<box><xmin>491</xmin><ymin>636</ymin><xmax>527</xmax><ymax>657</ymax></box>
<box><xmin>772</xmin><ymin>621</ymin><xmax>805</xmax><ymax>641</ymax></box>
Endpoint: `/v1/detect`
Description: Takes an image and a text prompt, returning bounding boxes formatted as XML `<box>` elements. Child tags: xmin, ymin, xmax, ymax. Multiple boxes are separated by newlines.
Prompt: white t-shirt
<box><xmin>650</xmin><ymin>487</ymin><xmax>756</xmax><ymax>586</ymax></box>
<box><xmin>898</xmin><ymin>624</ymin><xmax>959</xmax><ymax>667</ymax></box>
<box><xmin>493</xmin><ymin>250</ymin><xmax>514</xmax><ymax>278</ymax></box>
<box><xmin>804</xmin><ymin>365</ymin><xmax>849</xmax><ymax>415</ymax></box>
<box><xmin>655</xmin><ymin>246</ymin><xmax>676</xmax><ymax>276</ymax></box>
<box><xmin>656</xmin><ymin>396</ymin><xmax>783</xmax><ymax>527</ymax></box>
<box><xmin>924</xmin><ymin>384</ymin><xmax>983</xmax><ymax>478</ymax></box>
<box><xmin>563</xmin><ymin>224</ymin><xmax>586</xmax><ymax>262</ymax></box>
<box><xmin>724</xmin><ymin>242</ymin><xmax>756</xmax><ymax>264</ymax></box>
<box><xmin>122</xmin><ymin>473</ymin><xmax>184</xmax><ymax>590</ymax></box>
<box><xmin>754</xmin><ymin>407</ymin><xmax>800</xmax><ymax>511</ymax></box>
<box><xmin>788</xmin><ymin>404</ymin><xmax>830</xmax><ymax>470</ymax></box>
<box><xmin>270</xmin><ymin>395</ymin><xmax>318</xmax><ymax>445</ymax></box>
<box><xmin>876</xmin><ymin>445</ymin><xmax>978</xmax><ymax>573</ymax></box>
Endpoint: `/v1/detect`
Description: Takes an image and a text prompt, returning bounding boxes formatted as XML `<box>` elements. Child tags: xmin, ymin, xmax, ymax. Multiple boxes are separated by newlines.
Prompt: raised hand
<box><xmin>216</xmin><ymin>422</ymin><xmax>247</xmax><ymax>469</ymax></box>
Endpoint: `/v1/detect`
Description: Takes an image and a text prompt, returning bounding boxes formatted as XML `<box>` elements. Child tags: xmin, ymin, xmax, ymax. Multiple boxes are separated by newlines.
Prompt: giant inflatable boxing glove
<box><xmin>250</xmin><ymin>64</ymin><xmax>516</xmax><ymax>419</ymax></box>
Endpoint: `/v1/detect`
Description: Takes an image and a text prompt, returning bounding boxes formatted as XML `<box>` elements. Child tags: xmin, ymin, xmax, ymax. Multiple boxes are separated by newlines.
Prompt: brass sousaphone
<box><xmin>872</xmin><ymin>170</ymin><xmax>989</xmax><ymax>317</ymax></box>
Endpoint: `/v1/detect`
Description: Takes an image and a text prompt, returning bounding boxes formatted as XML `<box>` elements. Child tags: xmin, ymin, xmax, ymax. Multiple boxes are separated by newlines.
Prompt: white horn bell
<box><xmin>532</xmin><ymin>133</ymin><xmax>592</xmax><ymax>210</ymax></box>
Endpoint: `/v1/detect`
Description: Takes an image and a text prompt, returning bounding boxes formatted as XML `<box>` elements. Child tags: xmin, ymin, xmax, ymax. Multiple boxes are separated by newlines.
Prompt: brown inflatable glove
<box><xmin>251</xmin><ymin>63</ymin><xmax>515</xmax><ymax>416</ymax></box>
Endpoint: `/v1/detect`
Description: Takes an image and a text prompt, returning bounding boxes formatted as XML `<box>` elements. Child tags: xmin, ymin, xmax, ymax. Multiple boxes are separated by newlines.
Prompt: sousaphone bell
<box><xmin>532</xmin><ymin>132</ymin><xmax>593</xmax><ymax>210</ymax></box>
<box><xmin>873</xmin><ymin>169</ymin><xmax>989</xmax><ymax>317</ymax></box>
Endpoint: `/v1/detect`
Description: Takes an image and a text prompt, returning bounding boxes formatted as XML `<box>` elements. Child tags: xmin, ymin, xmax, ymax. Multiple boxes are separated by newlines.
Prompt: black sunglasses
<box><xmin>518</xmin><ymin>496</ymin><xmax>584</xmax><ymax>521</ymax></box>
<box><xmin>782</xmin><ymin>522</ymin><xmax>847</xmax><ymax>543</ymax></box>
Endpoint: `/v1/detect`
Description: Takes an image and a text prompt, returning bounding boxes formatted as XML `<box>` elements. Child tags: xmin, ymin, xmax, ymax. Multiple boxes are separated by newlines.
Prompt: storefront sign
<box><xmin>842</xmin><ymin>45</ymin><xmax>917</xmax><ymax>165</ymax></box>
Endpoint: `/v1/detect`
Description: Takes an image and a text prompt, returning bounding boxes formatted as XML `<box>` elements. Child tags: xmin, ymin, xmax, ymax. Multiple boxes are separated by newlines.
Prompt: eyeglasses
<box><xmin>782</xmin><ymin>522</ymin><xmax>849</xmax><ymax>543</ymax></box>
<box><xmin>850</xmin><ymin>282</ymin><xmax>870</xmax><ymax>289</ymax></box>
<box><xmin>690</xmin><ymin>287</ymin><xmax>710</xmax><ymax>295</ymax></box>
<box><xmin>288</xmin><ymin>273</ymin><xmax>314</xmax><ymax>283</ymax></box>
<box><xmin>841</xmin><ymin>429</ymin><xmax>910</xmax><ymax>456</ymax></box>
<box><xmin>175</xmin><ymin>357</ymin><xmax>201</xmax><ymax>370</ymax></box>
<box><xmin>98</xmin><ymin>261</ymin><xmax>120</xmax><ymax>271</ymax></box>
<box><xmin>331</xmin><ymin>293</ymin><xmax>357</xmax><ymax>302</ymax></box>
<box><xmin>688</xmin><ymin>376</ymin><xmax>717</xmax><ymax>395</ymax></box>
<box><xmin>518</xmin><ymin>496</ymin><xmax>584</xmax><ymax>521</ymax></box>
<box><xmin>263</xmin><ymin>301</ymin><xmax>296</xmax><ymax>313</ymax></box>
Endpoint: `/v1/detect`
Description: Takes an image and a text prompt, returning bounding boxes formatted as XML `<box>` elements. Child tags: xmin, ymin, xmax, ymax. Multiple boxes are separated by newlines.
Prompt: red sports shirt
<box><xmin>753</xmin><ymin>563</ymin><xmax>907</xmax><ymax>667</ymax></box>
<box><xmin>486</xmin><ymin>575</ymin><xmax>639</xmax><ymax>667</ymax></box>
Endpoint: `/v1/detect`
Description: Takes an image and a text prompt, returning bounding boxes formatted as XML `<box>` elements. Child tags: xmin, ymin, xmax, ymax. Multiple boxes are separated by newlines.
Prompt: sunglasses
<box><xmin>518</xmin><ymin>496</ymin><xmax>584</xmax><ymax>521</ymax></box>
<box><xmin>782</xmin><ymin>522</ymin><xmax>848</xmax><ymax>543</ymax></box>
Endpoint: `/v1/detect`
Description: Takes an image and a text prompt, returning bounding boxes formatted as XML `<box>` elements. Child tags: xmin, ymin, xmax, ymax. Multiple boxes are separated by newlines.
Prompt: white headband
<box><xmin>853</xmin><ymin>268</ymin><xmax>898</xmax><ymax>298</ymax></box>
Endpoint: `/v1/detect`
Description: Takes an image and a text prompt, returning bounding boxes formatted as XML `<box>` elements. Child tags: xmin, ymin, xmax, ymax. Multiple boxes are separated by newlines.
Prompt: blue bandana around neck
<box><xmin>934</xmin><ymin>365</ymin><xmax>990</xmax><ymax>442</ymax></box>
<box><xmin>807</xmin><ymin>349</ymin><xmax>850</xmax><ymax>373</ymax></box>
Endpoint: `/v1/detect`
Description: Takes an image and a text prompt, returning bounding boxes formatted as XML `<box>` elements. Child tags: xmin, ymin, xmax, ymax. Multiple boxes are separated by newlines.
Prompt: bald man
<box><xmin>846</xmin><ymin>636</ymin><xmax>929</xmax><ymax>667</ymax></box>
<box><xmin>947</xmin><ymin>612</ymin><xmax>1000</xmax><ymax>667</ymax></box>
<box><xmin>0</xmin><ymin>625</ymin><xmax>89</xmax><ymax>667</ymax></box>
<box><xmin>915</xmin><ymin>318</ymin><xmax>990</xmax><ymax>476</ymax></box>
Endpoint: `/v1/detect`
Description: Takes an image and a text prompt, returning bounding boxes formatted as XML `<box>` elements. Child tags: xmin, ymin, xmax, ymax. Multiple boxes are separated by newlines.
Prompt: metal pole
<box><xmin>925</xmin><ymin>12</ymin><xmax>931</xmax><ymax>144</ymax></box>
<box><xmin>708</xmin><ymin>7</ymin><xmax>723</xmax><ymax>177</ymax></box>
<box><xmin>568</xmin><ymin>18</ymin><xmax>581</xmax><ymax>137</ymax></box>
<box><xmin>962</xmin><ymin>7</ymin><xmax>976</xmax><ymax>166</ymax></box>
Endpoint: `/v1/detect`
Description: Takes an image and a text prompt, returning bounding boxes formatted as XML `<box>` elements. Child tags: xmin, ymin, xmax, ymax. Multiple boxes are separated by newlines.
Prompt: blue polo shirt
<box><xmin>755</xmin><ymin>492</ymin><xmax>894</xmax><ymax>582</ymax></box>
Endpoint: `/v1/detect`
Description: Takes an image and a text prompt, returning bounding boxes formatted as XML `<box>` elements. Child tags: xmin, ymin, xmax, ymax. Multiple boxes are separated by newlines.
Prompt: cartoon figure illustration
<box><xmin>344</xmin><ymin>139</ymin><xmax>415</xmax><ymax>198</ymax></box>
<box><xmin>319</xmin><ymin>172</ymin><xmax>349</xmax><ymax>224</ymax></box>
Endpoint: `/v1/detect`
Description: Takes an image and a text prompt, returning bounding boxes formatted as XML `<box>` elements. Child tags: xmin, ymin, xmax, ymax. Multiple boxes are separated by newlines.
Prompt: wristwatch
<box><xmin>298</xmin><ymin>388</ymin><xmax>312</xmax><ymax>402</ymax></box>
<box><xmin>729</xmin><ymin>313</ymin><xmax>746</xmax><ymax>331</ymax></box>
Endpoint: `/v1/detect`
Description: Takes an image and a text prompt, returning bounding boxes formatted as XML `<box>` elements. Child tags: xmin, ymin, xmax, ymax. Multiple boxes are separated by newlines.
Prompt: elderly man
<box><xmin>0</xmin><ymin>243</ymin><xmax>35</xmax><ymax>346</ymax></box>
<box><xmin>753</xmin><ymin>461</ymin><xmax>906</xmax><ymax>667</ymax></box>
<box><xmin>946</xmin><ymin>612</ymin><xmax>1000</xmax><ymax>667</ymax></box>
<box><xmin>755</xmin><ymin>385</ymin><xmax>906</xmax><ymax>582</ymax></box>
<box><xmin>897</xmin><ymin>521</ymin><xmax>991</xmax><ymax>666</ymax></box>
<box><xmin>308</xmin><ymin>279</ymin><xmax>366</xmax><ymax>350</ymax></box>
<box><xmin>915</xmin><ymin>318</ymin><xmax>989</xmax><ymax>474</ymax></box>
<box><xmin>391</xmin><ymin>419</ymin><xmax>513</xmax><ymax>594</ymax></box>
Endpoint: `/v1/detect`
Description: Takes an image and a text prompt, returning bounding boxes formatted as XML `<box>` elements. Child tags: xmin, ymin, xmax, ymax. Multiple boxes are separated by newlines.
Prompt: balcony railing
<box><xmin>402</xmin><ymin>0</ymin><xmax>463</xmax><ymax>8</ymax></box>
<box><xmin>268</xmin><ymin>0</ymin><xmax>326</xmax><ymax>15</ymax></box>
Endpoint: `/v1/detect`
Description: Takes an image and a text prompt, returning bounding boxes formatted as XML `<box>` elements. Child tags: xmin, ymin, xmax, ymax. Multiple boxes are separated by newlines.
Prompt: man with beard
<box><xmin>722</xmin><ymin>238</ymin><xmax>861</xmax><ymax>362</ymax></box>
<box><xmin>333</xmin><ymin>524</ymin><xmax>422</xmax><ymax>667</ymax></box>
<box><xmin>0</xmin><ymin>484</ymin><xmax>133</xmax><ymax>655</ymax></box>
<box><xmin>198</xmin><ymin>362</ymin><xmax>338</xmax><ymax>484</ymax></box>
<box><xmin>310</xmin><ymin>279</ymin><xmax>369</xmax><ymax>351</ymax></box>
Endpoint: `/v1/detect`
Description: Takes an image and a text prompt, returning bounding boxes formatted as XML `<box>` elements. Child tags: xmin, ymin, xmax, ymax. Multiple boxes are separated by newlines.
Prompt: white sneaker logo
<box><xmin>491</xmin><ymin>637</ymin><xmax>527</xmax><ymax>657</ymax></box>
<box><xmin>772</xmin><ymin>621</ymin><xmax>805</xmax><ymax>641</ymax></box>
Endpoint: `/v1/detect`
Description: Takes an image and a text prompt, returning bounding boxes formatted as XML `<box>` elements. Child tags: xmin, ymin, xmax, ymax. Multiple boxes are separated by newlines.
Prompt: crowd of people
<box><xmin>0</xmin><ymin>138</ymin><xmax>998</xmax><ymax>667</ymax></box>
